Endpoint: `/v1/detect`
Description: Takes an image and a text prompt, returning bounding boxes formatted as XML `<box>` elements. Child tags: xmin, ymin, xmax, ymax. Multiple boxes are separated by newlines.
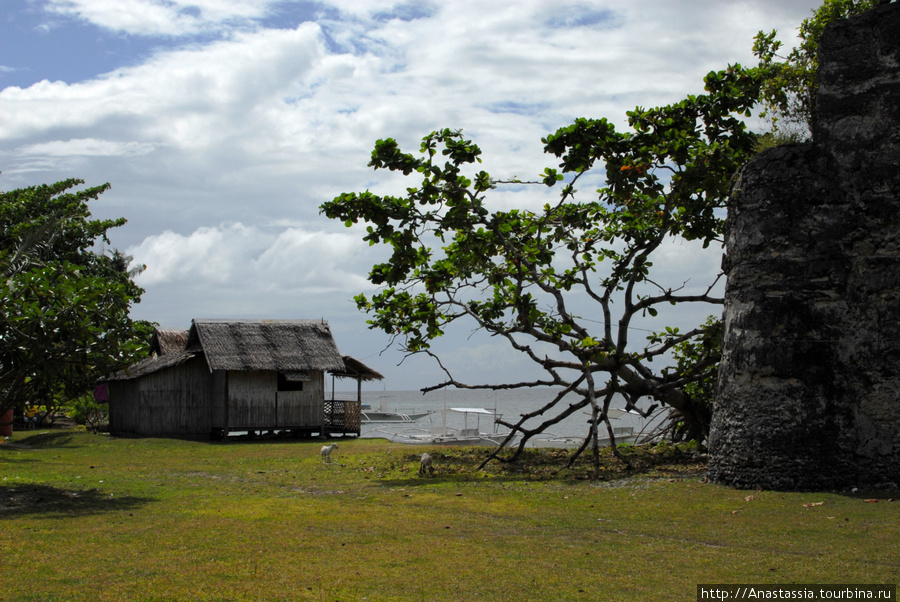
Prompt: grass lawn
<box><xmin>1</xmin><ymin>429</ymin><xmax>898</xmax><ymax>601</ymax></box>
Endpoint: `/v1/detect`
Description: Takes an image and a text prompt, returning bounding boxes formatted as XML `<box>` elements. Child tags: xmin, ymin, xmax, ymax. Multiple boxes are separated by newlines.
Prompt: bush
<box><xmin>67</xmin><ymin>395</ymin><xmax>108</xmax><ymax>433</ymax></box>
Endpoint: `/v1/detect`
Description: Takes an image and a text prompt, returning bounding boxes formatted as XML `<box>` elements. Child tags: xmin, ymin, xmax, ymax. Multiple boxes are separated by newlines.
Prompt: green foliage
<box><xmin>323</xmin><ymin>66</ymin><xmax>764</xmax><ymax>462</ymax></box>
<box><xmin>67</xmin><ymin>394</ymin><xmax>109</xmax><ymax>432</ymax></box>
<box><xmin>752</xmin><ymin>128</ymin><xmax>808</xmax><ymax>154</ymax></box>
<box><xmin>754</xmin><ymin>0</ymin><xmax>882</xmax><ymax>133</ymax></box>
<box><xmin>654</xmin><ymin>316</ymin><xmax>722</xmax><ymax>444</ymax></box>
<box><xmin>0</xmin><ymin>179</ymin><xmax>153</xmax><ymax>415</ymax></box>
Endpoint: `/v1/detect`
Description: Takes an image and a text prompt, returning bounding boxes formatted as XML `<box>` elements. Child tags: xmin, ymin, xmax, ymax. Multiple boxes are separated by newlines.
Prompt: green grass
<box><xmin>2</xmin><ymin>430</ymin><xmax>898</xmax><ymax>601</ymax></box>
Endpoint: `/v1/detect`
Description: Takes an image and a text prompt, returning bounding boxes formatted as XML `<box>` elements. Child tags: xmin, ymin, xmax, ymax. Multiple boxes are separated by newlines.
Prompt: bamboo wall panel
<box><xmin>211</xmin><ymin>371</ymin><xmax>227</xmax><ymax>428</ymax></box>
<box><xmin>108</xmin><ymin>381</ymin><xmax>139</xmax><ymax>433</ymax></box>
<box><xmin>227</xmin><ymin>370</ymin><xmax>276</xmax><ymax>428</ymax></box>
<box><xmin>109</xmin><ymin>363</ymin><xmax>334</xmax><ymax>435</ymax></box>
<box><xmin>277</xmin><ymin>391</ymin><xmax>323</xmax><ymax>426</ymax></box>
<box><xmin>109</xmin><ymin>357</ymin><xmax>213</xmax><ymax>436</ymax></box>
<box><xmin>139</xmin><ymin>359</ymin><xmax>213</xmax><ymax>434</ymax></box>
<box><xmin>277</xmin><ymin>372</ymin><xmax>324</xmax><ymax>426</ymax></box>
<box><xmin>308</xmin><ymin>373</ymin><xmax>324</xmax><ymax>399</ymax></box>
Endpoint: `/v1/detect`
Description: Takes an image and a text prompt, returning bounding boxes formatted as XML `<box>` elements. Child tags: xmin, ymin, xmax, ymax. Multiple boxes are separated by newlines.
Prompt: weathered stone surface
<box><xmin>708</xmin><ymin>4</ymin><xmax>900</xmax><ymax>490</ymax></box>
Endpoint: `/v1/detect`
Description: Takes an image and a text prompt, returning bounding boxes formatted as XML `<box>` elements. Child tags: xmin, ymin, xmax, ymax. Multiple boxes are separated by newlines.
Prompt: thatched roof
<box><xmin>333</xmin><ymin>356</ymin><xmax>385</xmax><ymax>381</ymax></box>
<box><xmin>107</xmin><ymin>319</ymin><xmax>347</xmax><ymax>381</ymax></box>
<box><xmin>106</xmin><ymin>350</ymin><xmax>198</xmax><ymax>381</ymax></box>
<box><xmin>188</xmin><ymin>319</ymin><xmax>345</xmax><ymax>372</ymax></box>
<box><xmin>150</xmin><ymin>329</ymin><xmax>190</xmax><ymax>356</ymax></box>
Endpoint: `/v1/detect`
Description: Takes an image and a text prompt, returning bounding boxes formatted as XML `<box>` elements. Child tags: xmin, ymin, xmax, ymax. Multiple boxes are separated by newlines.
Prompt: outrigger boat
<box><xmin>529</xmin><ymin>407</ymin><xmax>643</xmax><ymax>449</ymax></box>
<box><xmin>360</xmin><ymin>399</ymin><xmax>429</xmax><ymax>424</ymax></box>
<box><xmin>529</xmin><ymin>426</ymin><xmax>640</xmax><ymax>449</ymax></box>
<box><xmin>386</xmin><ymin>407</ymin><xmax>518</xmax><ymax>446</ymax></box>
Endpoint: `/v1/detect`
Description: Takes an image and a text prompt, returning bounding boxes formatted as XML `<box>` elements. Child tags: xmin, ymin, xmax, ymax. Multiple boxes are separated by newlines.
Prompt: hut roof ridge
<box><xmin>188</xmin><ymin>318</ymin><xmax>345</xmax><ymax>373</ymax></box>
<box><xmin>150</xmin><ymin>329</ymin><xmax>190</xmax><ymax>356</ymax></box>
<box><xmin>106</xmin><ymin>319</ymin><xmax>382</xmax><ymax>382</ymax></box>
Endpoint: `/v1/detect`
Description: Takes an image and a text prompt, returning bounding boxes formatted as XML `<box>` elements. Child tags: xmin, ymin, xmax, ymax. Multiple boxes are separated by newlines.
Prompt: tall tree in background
<box><xmin>322</xmin><ymin>64</ymin><xmax>762</xmax><ymax>472</ymax></box>
<box><xmin>1</xmin><ymin>179</ymin><xmax>151</xmax><ymax>418</ymax></box>
<box><xmin>322</xmin><ymin>1</ymin><xmax>883</xmax><ymax>472</ymax></box>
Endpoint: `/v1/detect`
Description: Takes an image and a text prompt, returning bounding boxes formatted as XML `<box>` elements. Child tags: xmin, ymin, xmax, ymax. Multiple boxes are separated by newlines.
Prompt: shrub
<box><xmin>67</xmin><ymin>394</ymin><xmax>108</xmax><ymax>433</ymax></box>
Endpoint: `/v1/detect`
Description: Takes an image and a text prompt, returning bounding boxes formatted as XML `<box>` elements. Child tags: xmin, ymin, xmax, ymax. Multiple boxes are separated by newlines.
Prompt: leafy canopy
<box><xmin>322</xmin><ymin>63</ymin><xmax>763</xmax><ymax>470</ymax></box>
<box><xmin>1</xmin><ymin>179</ymin><xmax>151</xmax><ymax>415</ymax></box>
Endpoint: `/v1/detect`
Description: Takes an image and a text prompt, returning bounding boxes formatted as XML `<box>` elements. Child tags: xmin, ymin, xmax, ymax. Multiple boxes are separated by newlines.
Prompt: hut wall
<box><xmin>108</xmin><ymin>356</ymin><xmax>214</xmax><ymax>436</ymax></box>
<box><xmin>225</xmin><ymin>370</ymin><xmax>325</xmax><ymax>429</ymax></box>
<box><xmin>108</xmin><ymin>381</ymin><xmax>140</xmax><ymax>434</ymax></box>
<box><xmin>277</xmin><ymin>372</ymin><xmax>325</xmax><ymax>427</ymax></box>
<box><xmin>226</xmin><ymin>370</ymin><xmax>276</xmax><ymax>428</ymax></box>
<box><xmin>210</xmin><ymin>371</ymin><xmax>227</xmax><ymax>428</ymax></box>
<box><xmin>110</xmin><ymin>363</ymin><xmax>330</xmax><ymax>435</ymax></box>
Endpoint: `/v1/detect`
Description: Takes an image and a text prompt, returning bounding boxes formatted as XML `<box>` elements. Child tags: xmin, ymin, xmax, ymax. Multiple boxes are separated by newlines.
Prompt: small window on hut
<box><xmin>278</xmin><ymin>371</ymin><xmax>309</xmax><ymax>392</ymax></box>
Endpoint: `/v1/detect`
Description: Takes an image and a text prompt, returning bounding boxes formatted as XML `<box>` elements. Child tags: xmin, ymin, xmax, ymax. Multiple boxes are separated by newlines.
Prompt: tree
<box><xmin>753</xmin><ymin>0</ymin><xmax>882</xmax><ymax>136</ymax></box>
<box><xmin>322</xmin><ymin>63</ymin><xmax>763</xmax><ymax>474</ymax></box>
<box><xmin>656</xmin><ymin>315</ymin><xmax>722</xmax><ymax>443</ymax></box>
<box><xmin>1</xmin><ymin>179</ymin><xmax>151</xmax><ymax>419</ymax></box>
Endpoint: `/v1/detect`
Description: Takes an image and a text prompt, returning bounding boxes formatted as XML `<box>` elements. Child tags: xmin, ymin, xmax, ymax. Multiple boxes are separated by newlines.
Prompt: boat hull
<box><xmin>395</xmin><ymin>433</ymin><xmax>518</xmax><ymax>447</ymax></box>
<box><xmin>530</xmin><ymin>432</ymin><xmax>640</xmax><ymax>449</ymax></box>
<box><xmin>361</xmin><ymin>411</ymin><xmax>429</xmax><ymax>424</ymax></box>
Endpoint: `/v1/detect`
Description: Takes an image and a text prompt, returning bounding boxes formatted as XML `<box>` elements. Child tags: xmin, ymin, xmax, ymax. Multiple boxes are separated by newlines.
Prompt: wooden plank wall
<box><xmin>226</xmin><ymin>370</ymin><xmax>276</xmax><ymax>428</ymax></box>
<box><xmin>108</xmin><ymin>381</ymin><xmax>139</xmax><ymax>434</ymax></box>
<box><xmin>278</xmin><ymin>372</ymin><xmax>325</xmax><ymax>427</ymax></box>
<box><xmin>227</xmin><ymin>370</ymin><xmax>325</xmax><ymax>429</ymax></box>
<box><xmin>110</xmin><ymin>366</ymin><xmax>329</xmax><ymax>435</ymax></box>
<box><xmin>277</xmin><ymin>391</ymin><xmax>323</xmax><ymax>427</ymax></box>
<box><xmin>210</xmin><ymin>371</ymin><xmax>226</xmax><ymax>428</ymax></box>
<box><xmin>108</xmin><ymin>357</ymin><xmax>214</xmax><ymax>436</ymax></box>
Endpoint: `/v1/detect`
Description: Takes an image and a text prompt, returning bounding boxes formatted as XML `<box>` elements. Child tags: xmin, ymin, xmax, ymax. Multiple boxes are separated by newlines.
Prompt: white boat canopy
<box><xmin>448</xmin><ymin>408</ymin><xmax>496</xmax><ymax>414</ymax></box>
<box><xmin>605</xmin><ymin>408</ymin><xmax>640</xmax><ymax>419</ymax></box>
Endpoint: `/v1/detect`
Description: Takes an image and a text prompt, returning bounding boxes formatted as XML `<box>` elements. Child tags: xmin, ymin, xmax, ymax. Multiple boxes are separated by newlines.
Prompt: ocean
<box><xmin>331</xmin><ymin>387</ymin><xmax>667</xmax><ymax>444</ymax></box>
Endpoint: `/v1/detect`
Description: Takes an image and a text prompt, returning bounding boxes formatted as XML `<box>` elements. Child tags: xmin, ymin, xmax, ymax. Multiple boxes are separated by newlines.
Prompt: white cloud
<box><xmin>20</xmin><ymin>138</ymin><xmax>156</xmax><ymax>157</ymax></box>
<box><xmin>652</xmin><ymin>237</ymin><xmax>726</xmax><ymax>295</ymax></box>
<box><xmin>129</xmin><ymin>222</ymin><xmax>372</xmax><ymax>291</ymax></box>
<box><xmin>125</xmin><ymin>222</ymin><xmax>383</xmax><ymax>365</ymax></box>
<box><xmin>0</xmin><ymin>0</ymin><xmax>828</xmax><ymax>388</ymax></box>
<box><xmin>0</xmin><ymin>23</ymin><xmax>326</xmax><ymax>145</ymax></box>
<box><xmin>253</xmin><ymin>228</ymin><xmax>372</xmax><ymax>292</ymax></box>
<box><xmin>129</xmin><ymin>223</ymin><xmax>252</xmax><ymax>285</ymax></box>
<box><xmin>42</xmin><ymin>0</ymin><xmax>274</xmax><ymax>36</ymax></box>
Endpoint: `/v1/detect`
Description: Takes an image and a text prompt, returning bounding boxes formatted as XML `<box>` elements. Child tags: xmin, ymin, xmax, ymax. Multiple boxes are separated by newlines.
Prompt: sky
<box><xmin>0</xmin><ymin>0</ymin><xmax>823</xmax><ymax>392</ymax></box>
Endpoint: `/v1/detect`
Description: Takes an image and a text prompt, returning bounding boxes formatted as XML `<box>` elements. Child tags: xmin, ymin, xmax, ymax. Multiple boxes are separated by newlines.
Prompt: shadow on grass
<box><xmin>1</xmin><ymin>431</ymin><xmax>80</xmax><ymax>450</ymax></box>
<box><xmin>0</xmin><ymin>483</ymin><xmax>153</xmax><ymax>518</ymax></box>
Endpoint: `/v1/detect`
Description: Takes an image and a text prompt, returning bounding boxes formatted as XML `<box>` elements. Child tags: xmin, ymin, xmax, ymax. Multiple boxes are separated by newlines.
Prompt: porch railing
<box><xmin>323</xmin><ymin>400</ymin><xmax>361</xmax><ymax>435</ymax></box>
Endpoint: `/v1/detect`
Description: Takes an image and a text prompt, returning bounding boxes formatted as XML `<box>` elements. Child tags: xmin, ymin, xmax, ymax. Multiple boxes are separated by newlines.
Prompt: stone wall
<box><xmin>708</xmin><ymin>3</ymin><xmax>900</xmax><ymax>490</ymax></box>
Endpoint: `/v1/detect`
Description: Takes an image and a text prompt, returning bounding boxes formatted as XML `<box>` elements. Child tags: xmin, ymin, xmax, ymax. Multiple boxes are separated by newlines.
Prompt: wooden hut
<box><xmin>105</xmin><ymin>319</ymin><xmax>373</xmax><ymax>439</ymax></box>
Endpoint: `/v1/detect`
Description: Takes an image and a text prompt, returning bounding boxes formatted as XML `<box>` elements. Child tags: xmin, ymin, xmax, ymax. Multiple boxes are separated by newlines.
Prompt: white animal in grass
<box><xmin>320</xmin><ymin>443</ymin><xmax>338</xmax><ymax>463</ymax></box>
<box><xmin>419</xmin><ymin>452</ymin><xmax>433</xmax><ymax>475</ymax></box>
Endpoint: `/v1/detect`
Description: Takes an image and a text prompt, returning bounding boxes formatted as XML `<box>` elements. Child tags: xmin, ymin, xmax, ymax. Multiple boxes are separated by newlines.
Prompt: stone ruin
<box><xmin>708</xmin><ymin>4</ymin><xmax>900</xmax><ymax>490</ymax></box>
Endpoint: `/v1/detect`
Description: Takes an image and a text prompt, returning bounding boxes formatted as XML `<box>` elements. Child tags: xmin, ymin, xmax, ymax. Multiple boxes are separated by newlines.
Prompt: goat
<box><xmin>320</xmin><ymin>443</ymin><xmax>338</xmax><ymax>463</ymax></box>
<box><xmin>419</xmin><ymin>452</ymin><xmax>433</xmax><ymax>475</ymax></box>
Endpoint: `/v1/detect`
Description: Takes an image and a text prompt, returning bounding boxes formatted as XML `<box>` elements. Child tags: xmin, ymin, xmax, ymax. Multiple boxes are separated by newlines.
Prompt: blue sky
<box><xmin>1</xmin><ymin>0</ymin><xmax>823</xmax><ymax>390</ymax></box>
